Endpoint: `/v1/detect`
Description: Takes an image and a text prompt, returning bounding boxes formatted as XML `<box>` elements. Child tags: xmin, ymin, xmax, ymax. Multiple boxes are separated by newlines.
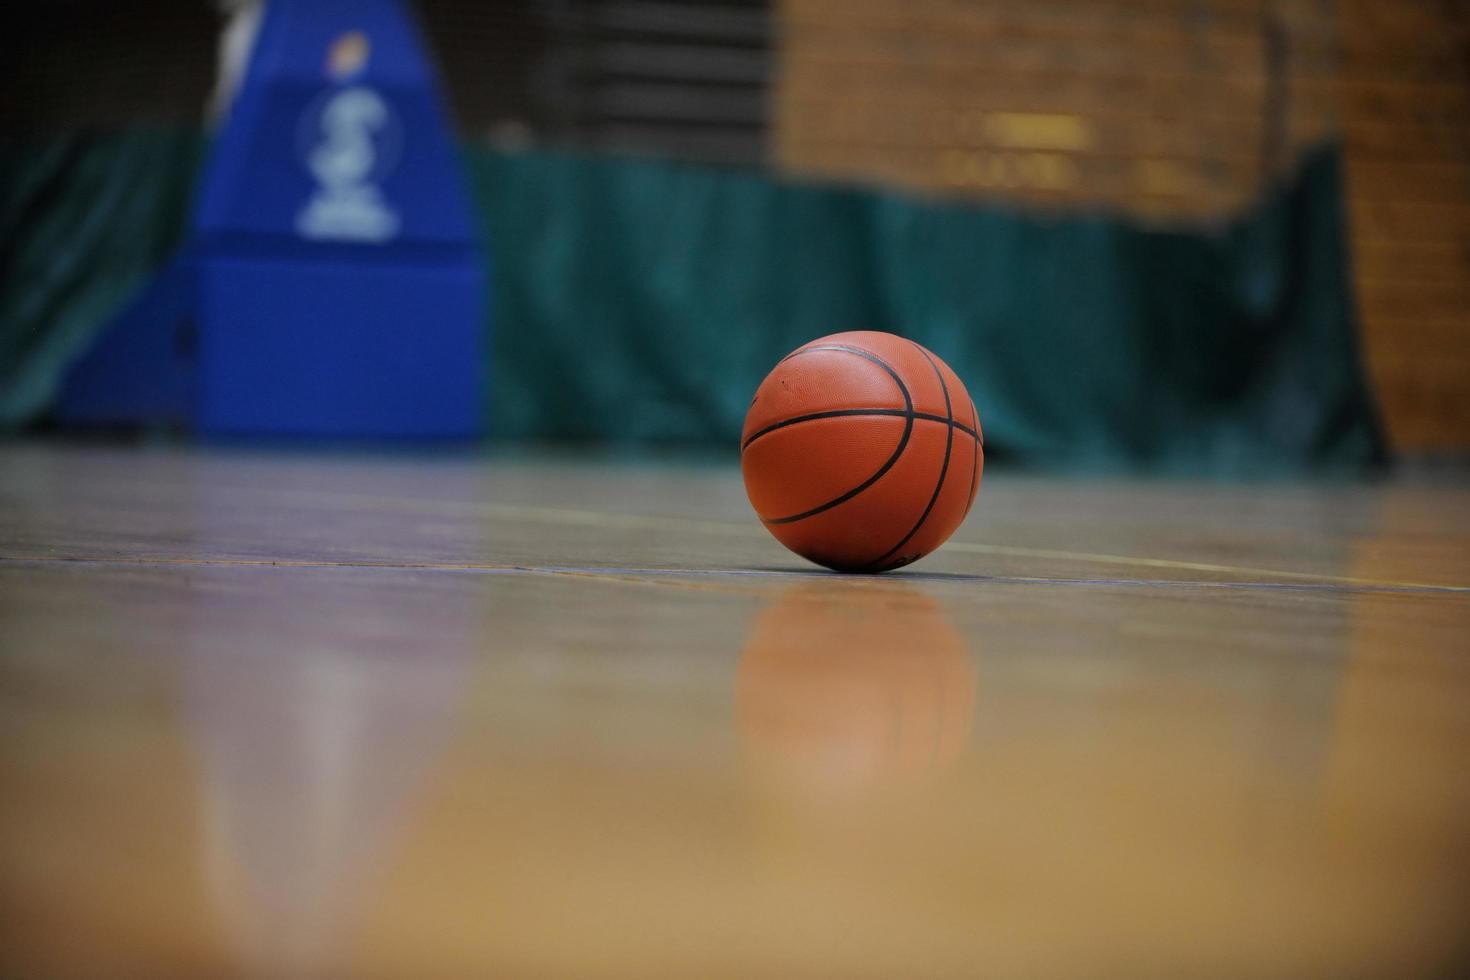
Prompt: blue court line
<box><xmin>3</xmin><ymin>555</ymin><xmax>1468</xmax><ymax>595</ymax></box>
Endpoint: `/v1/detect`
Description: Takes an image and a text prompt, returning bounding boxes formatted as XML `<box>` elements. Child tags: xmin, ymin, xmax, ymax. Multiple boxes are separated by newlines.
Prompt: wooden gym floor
<box><xmin>1</xmin><ymin>442</ymin><xmax>1468</xmax><ymax>978</ymax></box>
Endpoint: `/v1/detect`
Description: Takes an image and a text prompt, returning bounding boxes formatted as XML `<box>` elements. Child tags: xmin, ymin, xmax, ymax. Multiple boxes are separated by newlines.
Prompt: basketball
<box><xmin>741</xmin><ymin>331</ymin><xmax>983</xmax><ymax>572</ymax></box>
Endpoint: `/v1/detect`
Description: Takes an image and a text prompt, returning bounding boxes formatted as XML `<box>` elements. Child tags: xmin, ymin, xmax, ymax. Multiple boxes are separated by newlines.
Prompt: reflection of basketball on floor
<box><xmin>737</xmin><ymin>584</ymin><xmax>977</xmax><ymax>790</ymax></box>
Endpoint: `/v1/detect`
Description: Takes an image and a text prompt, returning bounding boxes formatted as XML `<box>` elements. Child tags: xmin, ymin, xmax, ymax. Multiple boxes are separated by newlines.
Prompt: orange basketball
<box><xmin>741</xmin><ymin>331</ymin><xmax>983</xmax><ymax>572</ymax></box>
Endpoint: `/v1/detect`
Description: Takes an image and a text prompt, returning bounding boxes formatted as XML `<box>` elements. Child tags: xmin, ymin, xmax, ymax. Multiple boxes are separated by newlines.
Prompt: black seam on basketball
<box><xmin>962</xmin><ymin>396</ymin><xmax>980</xmax><ymax>520</ymax></box>
<box><xmin>741</xmin><ymin>409</ymin><xmax>978</xmax><ymax>452</ymax></box>
<box><xmin>777</xmin><ymin>343</ymin><xmax>897</xmax><ymax>368</ymax></box>
<box><xmin>762</xmin><ymin>417</ymin><xmax>914</xmax><ymax>525</ymax></box>
<box><xmin>865</xmin><ymin>343</ymin><xmax>954</xmax><ymax>570</ymax></box>
<box><xmin>776</xmin><ymin>344</ymin><xmax>909</xmax><ymax>396</ymax></box>
<box><xmin>759</xmin><ymin>345</ymin><xmax>914</xmax><ymax>526</ymax></box>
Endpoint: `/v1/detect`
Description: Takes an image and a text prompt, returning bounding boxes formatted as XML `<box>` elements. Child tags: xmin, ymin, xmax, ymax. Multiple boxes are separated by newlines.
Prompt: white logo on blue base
<box><xmin>296</xmin><ymin>86</ymin><xmax>402</xmax><ymax>243</ymax></box>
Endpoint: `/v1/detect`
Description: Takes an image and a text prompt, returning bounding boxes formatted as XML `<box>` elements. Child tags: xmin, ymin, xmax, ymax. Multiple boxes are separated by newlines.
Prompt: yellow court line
<box><xmin>470</xmin><ymin>502</ymin><xmax>1464</xmax><ymax>592</ymax></box>
<box><xmin>476</xmin><ymin>502</ymin><xmax>753</xmax><ymax>536</ymax></box>
<box><xmin>9</xmin><ymin>487</ymin><xmax>1460</xmax><ymax>591</ymax></box>
<box><xmin>3</xmin><ymin>549</ymin><xmax>1462</xmax><ymax>593</ymax></box>
<box><xmin>939</xmin><ymin>542</ymin><xmax>1459</xmax><ymax>591</ymax></box>
<box><xmin>0</xmin><ymin>552</ymin><xmax>775</xmax><ymax>597</ymax></box>
<box><xmin>2</xmin><ymin>554</ymin><xmax>495</xmax><ymax>570</ymax></box>
<box><xmin>533</xmin><ymin>568</ymin><xmax>775</xmax><ymax>598</ymax></box>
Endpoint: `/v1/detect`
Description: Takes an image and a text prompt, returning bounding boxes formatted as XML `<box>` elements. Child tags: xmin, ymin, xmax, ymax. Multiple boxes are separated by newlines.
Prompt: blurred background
<box><xmin>2</xmin><ymin>0</ymin><xmax>1467</xmax><ymax>469</ymax></box>
<box><xmin>4</xmin><ymin>7</ymin><xmax>1470</xmax><ymax>976</ymax></box>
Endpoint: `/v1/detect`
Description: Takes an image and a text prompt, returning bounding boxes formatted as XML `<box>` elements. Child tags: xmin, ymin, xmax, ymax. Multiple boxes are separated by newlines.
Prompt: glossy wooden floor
<box><xmin>2</xmin><ymin>443</ymin><xmax>1468</xmax><ymax>979</ymax></box>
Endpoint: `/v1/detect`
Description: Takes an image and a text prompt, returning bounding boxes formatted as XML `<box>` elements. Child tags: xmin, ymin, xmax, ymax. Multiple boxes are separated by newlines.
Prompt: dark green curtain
<box><xmin>1</xmin><ymin>129</ymin><xmax>1384</xmax><ymax>470</ymax></box>
<box><xmin>0</xmin><ymin>130</ymin><xmax>203</xmax><ymax>428</ymax></box>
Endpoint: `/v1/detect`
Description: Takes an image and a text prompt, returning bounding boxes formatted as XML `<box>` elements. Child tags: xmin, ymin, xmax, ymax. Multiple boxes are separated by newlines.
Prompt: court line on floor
<box><xmin>457</xmin><ymin>501</ymin><xmax>1470</xmax><ymax>592</ymax></box>
<box><xmin>3</xmin><ymin>555</ymin><xmax>1467</xmax><ymax>594</ymax></box>
<box><xmin>80</xmin><ymin>484</ymin><xmax>1461</xmax><ymax>592</ymax></box>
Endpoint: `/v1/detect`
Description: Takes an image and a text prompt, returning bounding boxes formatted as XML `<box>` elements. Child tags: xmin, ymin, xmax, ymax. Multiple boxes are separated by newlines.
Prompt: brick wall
<box><xmin>1339</xmin><ymin>0</ymin><xmax>1470</xmax><ymax>452</ymax></box>
<box><xmin>773</xmin><ymin>0</ymin><xmax>1338</xmax><ymax>219</ymax></box>
<box><xmin>774</xmin><ymin>0</ymin><xmax>1470</xmax><ymax>450</ymax></box>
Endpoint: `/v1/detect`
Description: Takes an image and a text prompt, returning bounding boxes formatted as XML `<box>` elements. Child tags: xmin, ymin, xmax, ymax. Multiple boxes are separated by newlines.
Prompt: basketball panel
<box><xmin>875</xmin><ymin>432</ymin><xmax>978</xmax><ymax>571</ymax></box>
<box><xmin>764</xmin><ymin>419</ymin><xmax>953</xmax><ymax>570</ymax></box>
<box><xmin>931</xmin><ymin>354</ymin><xmax>979</xmax><ymax>439</ymax></box>
<box><xmin>742</xmin><ymin>347</ymin><xmax>909</xmax><ymax>444</ymax></box>
<box><xmin>742</xmin><ymin>415</ymin><xmax>910</xmax><ymax>522</ymax></box>
<box><xmin>806</xmin><ymin>331</ymin><xmax>957</xmax><ymax>421</ymax></box>
<box><xmin>964</xmin><ymin>442</ymin><xmax>984</xmax><ymax>515</ymax></box>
